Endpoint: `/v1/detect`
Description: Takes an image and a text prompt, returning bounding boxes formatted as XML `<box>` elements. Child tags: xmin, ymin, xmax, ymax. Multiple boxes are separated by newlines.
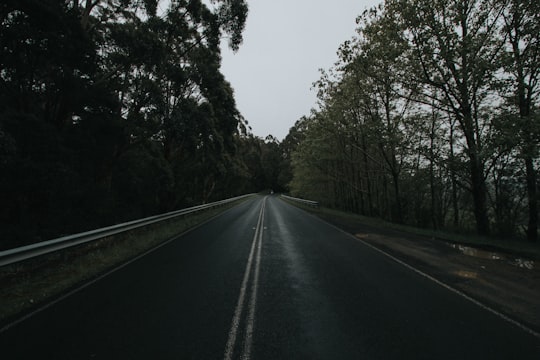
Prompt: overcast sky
<box><xmin>220</xmin><ymin>0</ymin><xmax>382</xmax><ymax>141</ymax></box>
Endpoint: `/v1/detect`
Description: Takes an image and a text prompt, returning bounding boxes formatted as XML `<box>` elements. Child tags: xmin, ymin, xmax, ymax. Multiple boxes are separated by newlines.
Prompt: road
<box><xmin>1</xmin><ymin>195</ymin><xmax>539</xmax><ymax>359</ymax></box>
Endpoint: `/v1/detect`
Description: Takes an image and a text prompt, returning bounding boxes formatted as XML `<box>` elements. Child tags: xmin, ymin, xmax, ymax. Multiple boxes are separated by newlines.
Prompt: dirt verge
<box><xmin>310</xmin><ymin>210</ymin><xmax>540</xmax><ymax>334</ymax></box>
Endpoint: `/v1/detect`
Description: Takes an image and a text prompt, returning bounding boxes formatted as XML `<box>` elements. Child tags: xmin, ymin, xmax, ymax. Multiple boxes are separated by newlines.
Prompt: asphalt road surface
<box><xmin>2</xmin><ymin>195</ymin><xmax>539</xmax><ymax>359</ymax></box>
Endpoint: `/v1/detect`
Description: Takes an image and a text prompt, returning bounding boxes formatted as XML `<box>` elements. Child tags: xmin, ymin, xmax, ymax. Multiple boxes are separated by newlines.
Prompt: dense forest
<box><xmin>286</xmin><ymin>0</ymin><xmax>539</xmax><ymax>242</ymax></box>
<box><xmin>1</xmin><ymin>0</ymin><xmax>538</xmax><ymax>249</ymax></box>
<box><xmin>0</xmin><ymin>0</ymin><xmax>286</xmax><ymax>249</ymax></box>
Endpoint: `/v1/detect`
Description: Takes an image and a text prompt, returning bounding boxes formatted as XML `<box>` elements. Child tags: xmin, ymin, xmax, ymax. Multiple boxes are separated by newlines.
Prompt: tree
<box><xmin>0</xmin><ymin>0</ymin><xmax>249</xmax><ymax>248</ymax></box>
<box><xmin>340</xmin><ymin>7</ymin><xmax>417</xmax><ymax>222</ymax></box>
<box><xmin>387</xmin><ymin>0</ymin><xmax>506</xmax><ymax>235</ymax></box>
<box><xmin>286</xmin><ymin>0</ymin><xmax>536</xmax><ymax>240</ymax></box>
<box><xmin>279</xmin><ymin>117</ymin><xmax>309</xmax><ymax>192</ymax></box>
<box><xmin>497</xmin><ymin>0</ymin><xmax>540</xmax><ymax>241</ymax></box>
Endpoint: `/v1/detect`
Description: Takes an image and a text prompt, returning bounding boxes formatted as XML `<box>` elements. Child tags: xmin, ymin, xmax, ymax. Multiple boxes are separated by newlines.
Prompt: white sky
<box><xmin>220</xmin><ymin>0</ymin><xmax>382</xmax><ymax>141</ymax></box>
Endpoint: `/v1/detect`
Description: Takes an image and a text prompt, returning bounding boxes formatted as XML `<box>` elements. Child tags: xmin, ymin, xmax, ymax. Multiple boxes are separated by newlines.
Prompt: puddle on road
<box><xmin>454</xmin><ymin>270</ymin><xmax>478</xmax><ymax>279</ymax></box>
<box><xmin>353</xmin><ymin>232</ymin><xmax>534</xmax><ymax>270</ymax></box>
<box><xmin>512</xmin><ymin>258</ymin><xmax>535</xmax><ymax>270</ymax></box>
<box><xmin>449</xmin><ymin>244</ymin><xmax>535</xmax><ymax>270</ymax></box>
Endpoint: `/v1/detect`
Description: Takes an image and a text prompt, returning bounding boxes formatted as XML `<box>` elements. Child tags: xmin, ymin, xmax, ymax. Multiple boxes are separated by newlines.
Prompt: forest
<box><xmin>1</xmin><ymin>0</ymin><xmax>538</xmax><ymax>250</ymax></box>
<box><xmin>0</xmin><ymin>0</ymin><xmax>285</xmax><ymax>249</ymax></box>
<box><xmin>287</xmin><ymin>0</ymin><xmax>539</xmax><ymax>242</ymax></box>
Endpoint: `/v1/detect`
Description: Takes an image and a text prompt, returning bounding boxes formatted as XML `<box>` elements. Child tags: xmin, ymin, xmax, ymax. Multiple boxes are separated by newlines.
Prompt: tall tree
<box><xmin>388</xmin><ymin>0</ymin><xmax>506</xmax><ymax>235</ymax></box>
<box><xmin>0</xmin><ymin>0</ymin><xmax>248</xmax><ymax>247</ymax></box>
<box><xmin>341</xmin><ymin>7</ymin><xmax>416</xmax><ymax>222</ymax></box>
<box><xmin>497</xmin><ymin>0</ymin><xmax>540</xmax><ymax>241</ymax></box>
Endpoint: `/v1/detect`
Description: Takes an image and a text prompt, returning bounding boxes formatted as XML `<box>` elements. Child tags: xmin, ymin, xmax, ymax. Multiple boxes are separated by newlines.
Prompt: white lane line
<box><xmin>224</xmin><ymin>198</ymin><xmax>266</xmax><ymax>360</ymax></box>
<box><xmin>241</xmin><ymin>199</ymin><xmax>265</xmax><ymax>359</ymax></box>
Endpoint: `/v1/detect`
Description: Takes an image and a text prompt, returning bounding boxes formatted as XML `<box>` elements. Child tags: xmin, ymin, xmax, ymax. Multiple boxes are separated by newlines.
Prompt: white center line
<box><xmin>241</xmin><ymin>199</ymin><xmax>265</xmax><ymax>359</ymax></box>
<box><xmin>224</xmin><ymin>197</ymin><xmax>266</xmax><ymax>360</ymax></box>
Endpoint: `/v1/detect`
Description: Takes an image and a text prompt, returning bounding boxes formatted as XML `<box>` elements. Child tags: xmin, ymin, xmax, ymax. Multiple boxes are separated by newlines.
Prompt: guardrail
<box><xmin>0</xmin><ymin>194</ymin><xmax>254</xmax><ymax>267</ymax></box>
<box><xmin>281</xmin><ymin>194</ymin><xmax>319</xmax><ymax>207</ymax></box>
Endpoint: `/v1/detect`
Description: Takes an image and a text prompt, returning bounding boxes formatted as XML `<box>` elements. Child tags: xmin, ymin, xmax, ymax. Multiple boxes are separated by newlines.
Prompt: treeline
<box><xmin>287</xmin><ymin>0</ymin><xmax>539</xmax><ymax>241</ymax></box>
<box><xmin>0</xmin><ymin>0</ymin><xmax>282</xmax><ymax>250</ymax></box>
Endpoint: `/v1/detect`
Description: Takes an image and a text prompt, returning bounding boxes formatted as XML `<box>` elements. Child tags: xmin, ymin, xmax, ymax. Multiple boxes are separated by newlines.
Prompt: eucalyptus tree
<box><xmin>0</xmin><ymin>0</ymin><xmax>107</xmax><ymax>244</ymax></box>
<box><xmin>0</xmin><ymin>0</ymin><xmax>248</xmax><ymax>245</ymax></box>
<box><xmin>278</xmin><ymin>117</ymin><xmax>308</xmax><ymax>192</ymax></box>
<box><xmin>290</xmin><ymin>112</ymin><xmax>342</xmax><ymax>206</ymax></box>
<box><xmin>387</xmin><ymin>0</ymin><xmax>506</xmax><ymax>235</ymax></box>
<box><xmin>287</xmin><ymin>0</ymin><xmax>536</xmax><ymax>238</ymax></box>
<box><xmin>335</xmin><ymin>6</ymin><xmax>419</xmax><ymax>222</ymax></box>
<box><xmin>496</xmin><ymin>0</ymin><xmax>540</xmax><ymax>241</ymax></box>
<box><xmin>291</xmin><ymin>6</ymin><xmax>424</xmax><ymax>221</ymax></box>
<box><xmin>81</xmin><ymin>0</ymin><xmax>246</xmax><ymax>203</ymax></box>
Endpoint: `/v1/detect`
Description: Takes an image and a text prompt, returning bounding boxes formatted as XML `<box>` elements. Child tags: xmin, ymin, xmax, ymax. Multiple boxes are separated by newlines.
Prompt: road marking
<box><xmin>241</xmin><ymin>203</ymin><xmax>264</xmax><ymax>360</ymax></box>
<box><xmin>224</xmin><ymin>197</ymin><xmax>266</xmax><ymax>360</ymax></box>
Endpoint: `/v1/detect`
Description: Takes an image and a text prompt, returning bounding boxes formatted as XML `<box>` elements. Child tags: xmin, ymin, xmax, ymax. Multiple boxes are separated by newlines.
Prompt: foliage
<box><xmin>289</xmin><ymin>0</ymin><xmax>539</xmax><ymax>241</ymax></box>
<box><xmin>0</xmin><ymin>0</ymin><xmax>249</xmax><ymax>249</ymax></box>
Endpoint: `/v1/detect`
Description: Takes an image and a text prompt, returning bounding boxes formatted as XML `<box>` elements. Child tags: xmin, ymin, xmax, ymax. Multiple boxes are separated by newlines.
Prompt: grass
<box><xmin>0</xmin><ymin>198</ymin><xmax>251</xmax><ymax>325</ymax></box>
<box><xmin>282</xmin><ymin>199</ymin><xmax>540</xmax><ymax>259</ymax></box>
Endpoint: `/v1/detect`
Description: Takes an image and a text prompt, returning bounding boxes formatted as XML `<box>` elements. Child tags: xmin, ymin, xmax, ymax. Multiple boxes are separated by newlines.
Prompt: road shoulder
<box><xmin>292</xmin><ymin>205</ymin><xmax>540</xmax><ymax>334</ymax></box>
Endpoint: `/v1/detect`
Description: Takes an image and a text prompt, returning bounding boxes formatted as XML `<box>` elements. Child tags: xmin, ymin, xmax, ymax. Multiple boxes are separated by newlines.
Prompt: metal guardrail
<box><xmin>0</xmin><ymin>194</ymin><xmax>254</xmax><ymax>267</ymax></box>
<box><xmin>281</xmin><ymin>194</ymin><xmax>319</xmax><ymax>207</ymax></box>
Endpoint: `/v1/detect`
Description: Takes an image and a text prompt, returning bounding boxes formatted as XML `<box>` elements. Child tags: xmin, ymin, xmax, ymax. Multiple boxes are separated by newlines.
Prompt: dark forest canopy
<box><xmin>287</xmin><ymin>0</ymin><xmax>539</xmax><ymax>242</ymax></box>
<box><xmin>0</xmin><ymin>0</ymin><xmax>265</xmax><ymax>249</ymax></box>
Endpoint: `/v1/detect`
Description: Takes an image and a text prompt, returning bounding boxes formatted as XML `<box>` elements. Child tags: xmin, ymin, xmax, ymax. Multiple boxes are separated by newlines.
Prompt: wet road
<box><xmin>1</xmin><ymin>195</ymin><xmax>539</xmax><ymax>359</ymax></box>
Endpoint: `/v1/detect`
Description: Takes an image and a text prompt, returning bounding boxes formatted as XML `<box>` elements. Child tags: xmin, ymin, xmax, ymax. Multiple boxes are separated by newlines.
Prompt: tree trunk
<box><xmin>525</xmin><ymin>156</ymin><xmax>538</xmax><ymax>242</ymax></box>
<box><xmin>459</xmin><ymin>113</ymin><xmax>490</xmax><ymax>235</ymax></box>
<box><xmin>449</xmin><ymin>122</ymin><xmax>460</xmax><ymax>228</ymax></box>
<box><xmin>361</xmin><ymin>134</ymin><xmax>373</xmax><ymax>216</ymax></box>
<box><xmin>391</xmin><ymin>169</ymin><xmax>403</xmax><ymax>223</ymax></box>
<box><xmin>429</xmin><ymin>113</ymin><xmax>438</xmax><ymax>230</ymax></box>
<box><xmin>459</xmin><ymin>2</ymin><xmax>489</xmax><ymax>236</ymax></box>
<box><xmin>469</xmin><ymin>154</ymin><xmax>490</xmax><ymax>235</ymax></box>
